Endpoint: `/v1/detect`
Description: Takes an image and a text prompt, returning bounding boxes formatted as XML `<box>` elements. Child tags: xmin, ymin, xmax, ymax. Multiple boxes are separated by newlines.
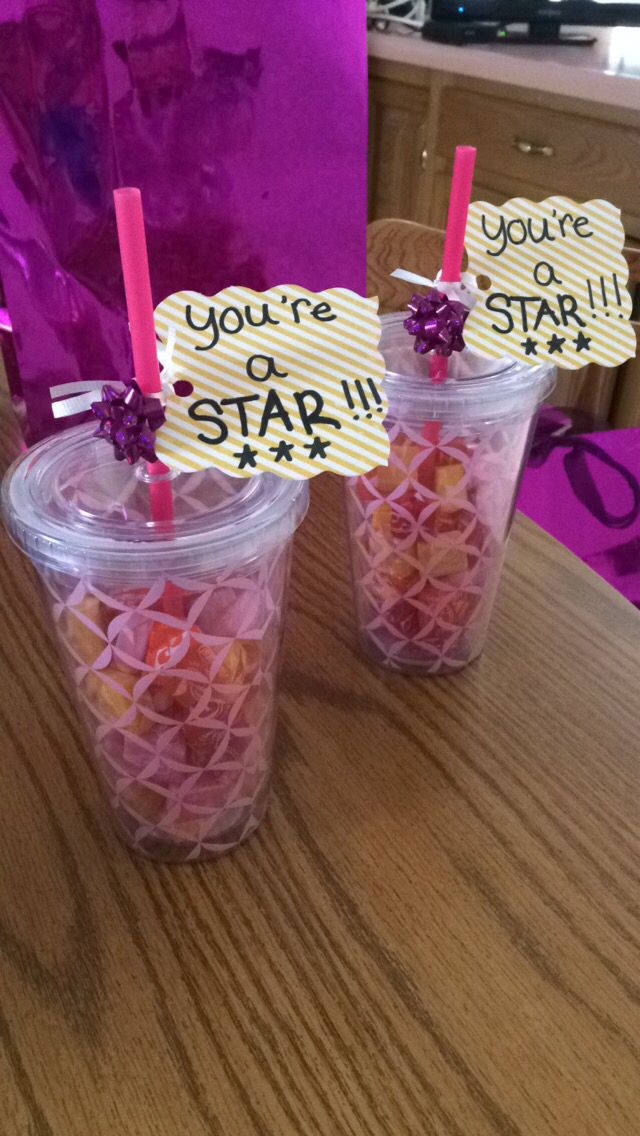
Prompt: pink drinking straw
<box><xmin>429</xmin><ymin>145</ymin><xmax>477</xmax><ymax>384</ymax></box>
<box><xmin>113</xmin><ymin>187</ymin><xmax>174</xmax><ymax>524</ymax></box>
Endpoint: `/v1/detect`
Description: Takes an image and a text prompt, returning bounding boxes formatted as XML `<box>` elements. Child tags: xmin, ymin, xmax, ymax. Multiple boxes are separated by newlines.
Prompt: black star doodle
<box><xmin>304</xmin><ymin>436</ymin><xmax>331</xmax><ymax>460</ymax></box>
<box><xmin>234</xmin><ymin>443</ymin><xmax>258</xmax><ymax>470</ymax></box>
<box><xmin>547</xmin><ymin>334</ymin><xmax>566</xmax><ymax>355</ymax></box>
<box><xmin>269</xmin><ymin>439</ymin><xmax>294</xmax><ymax>463</ymax></box>
<box><xmin>574</xmin><ymin>331</ymin><xmax>592</xmax><ymax>353</ymax></box>
<box><xmin>521</xmin><ymin>337</ymin><xmax>538</xmax><ymax>357</ymax></box>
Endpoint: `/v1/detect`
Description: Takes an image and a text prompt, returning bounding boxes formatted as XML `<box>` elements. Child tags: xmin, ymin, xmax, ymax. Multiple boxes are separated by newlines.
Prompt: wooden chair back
<box><xmin>366</xmin><ymin>219</ymin><xmax>446</xmax><ymax>313</ymax></box>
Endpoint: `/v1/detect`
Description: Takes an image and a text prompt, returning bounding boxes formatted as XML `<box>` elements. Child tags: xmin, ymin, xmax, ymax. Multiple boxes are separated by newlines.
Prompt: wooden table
<box><xmin>1</xmin><ymin>455</ymin><xmax>639</xmax><ymax>1135</ymax></box>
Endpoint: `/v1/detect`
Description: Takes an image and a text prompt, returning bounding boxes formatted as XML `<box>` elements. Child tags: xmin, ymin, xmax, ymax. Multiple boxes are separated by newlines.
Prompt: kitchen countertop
<box><xmin>368</xmin><ymin>24</ymin><xmax>640</xmax><ymax>111</ymax></box>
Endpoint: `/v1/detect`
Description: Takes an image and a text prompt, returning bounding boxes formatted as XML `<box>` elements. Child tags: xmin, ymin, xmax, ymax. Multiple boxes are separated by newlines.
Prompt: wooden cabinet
<box><xmin>368</xmin><ymin>57</ymin><xmax>640</xmax><ymax>424</ymax></box>
<box><xmin>436</xmin><ymin>87</ymin><xmax>640</xmax><ymax>239</ymax></box>
<box><xmin>369</xmin><ymin>59</ymin><xmax>640</xmax><ymax>240</ymax></box>
<box><xmin>368</xmin><ymin>74</ymin><xmax>431</xmax><ymax>222</ymax></box>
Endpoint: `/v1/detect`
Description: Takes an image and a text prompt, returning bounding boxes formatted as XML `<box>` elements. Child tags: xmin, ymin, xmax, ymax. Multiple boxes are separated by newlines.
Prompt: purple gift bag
<box><xmin>0</xmin><ymin>0</ymin><xmax>366</xmax><ymax>442</ymax></box>
<box><xmin>518</xmin><ymin>408</ymin><xmax>640</xmax><ymax>607</ymax></box>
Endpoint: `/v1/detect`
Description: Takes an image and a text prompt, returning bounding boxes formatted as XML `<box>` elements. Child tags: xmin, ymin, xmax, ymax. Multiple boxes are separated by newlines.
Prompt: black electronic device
<box><xmin>423</xmin><ymin>0</ymin><xmax>640</xmax><ymax>44</ymax></box>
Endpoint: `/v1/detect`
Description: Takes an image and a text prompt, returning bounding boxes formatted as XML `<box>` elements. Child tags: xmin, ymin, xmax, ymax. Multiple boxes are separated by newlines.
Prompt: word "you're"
<box><xmin>185</xmin><ymin>294</ymin><xmax>337</xmax><ymax>351</ymax></box>
<box><xmin>481</xmin><ymin>206</ymin><xmax>593</xmax><ymax>257</ymax></box>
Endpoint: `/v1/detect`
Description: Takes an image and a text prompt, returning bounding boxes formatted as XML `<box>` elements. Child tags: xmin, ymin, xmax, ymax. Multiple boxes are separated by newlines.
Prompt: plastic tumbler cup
<box><xmin>2</xmin><ymin>425</ymin><xmax>308</xmax><ymax>861</ymax></box>
<box><xmin>345</xmin><ymin>314</ymin><xmax>555</xmax><ymax>675</ymax></box>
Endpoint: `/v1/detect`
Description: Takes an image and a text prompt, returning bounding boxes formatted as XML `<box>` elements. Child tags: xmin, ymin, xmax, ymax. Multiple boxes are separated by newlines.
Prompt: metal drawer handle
<box><xmin>513</xmin><ymin>137</ymin><xmax>555</xmax><ymax>158</ymax></box>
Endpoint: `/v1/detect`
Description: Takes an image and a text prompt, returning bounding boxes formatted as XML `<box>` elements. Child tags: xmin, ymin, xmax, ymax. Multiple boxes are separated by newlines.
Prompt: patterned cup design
<box><xmin>44</xmin><ymin>546</ymin><xmax>291</xmax><ymax>860</ymax></box>
<box><xmin>346</xmin><ymin>415</ymin><xmax>533</xmax><ymax>674</ymax></box>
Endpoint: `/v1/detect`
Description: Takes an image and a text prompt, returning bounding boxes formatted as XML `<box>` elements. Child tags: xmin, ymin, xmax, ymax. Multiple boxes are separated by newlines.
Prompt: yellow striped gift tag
<box><xmin>153</xmin><ymin>287</ymin><xmax>388</xmax><ymax>479</ymax></box>
<box><xmin>464</xmin><ymin>197</ymin><xmax>636</xmax><ymax>370</ymax></box>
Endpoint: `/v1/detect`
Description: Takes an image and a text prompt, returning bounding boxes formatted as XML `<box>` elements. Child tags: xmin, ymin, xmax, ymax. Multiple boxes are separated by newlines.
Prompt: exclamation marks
<box><xmin>367</xmin><ymin>377</ymin><xmax>383</xmax><ymax>411</ymax></box>
<box><xmin>586</xmin><ymin>274</ymin><xmax>625</xmax><ymax>319</ymax></box>
<box><xmin>341</xmin><ymin>378</ymin><xmax>384</xmax><ymax>420</ymax></box>
<box><xmin>587</xmin><ymin>279</ymin><xmax>595</xmax><ymax>314</ymax></box>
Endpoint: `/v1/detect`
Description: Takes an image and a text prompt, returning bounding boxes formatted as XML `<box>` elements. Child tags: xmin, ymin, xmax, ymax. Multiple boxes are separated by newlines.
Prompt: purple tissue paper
<box><xmin>0</xmin><ymin>0</ymin><xmax>366</xmax><ymax>442</ymax></box>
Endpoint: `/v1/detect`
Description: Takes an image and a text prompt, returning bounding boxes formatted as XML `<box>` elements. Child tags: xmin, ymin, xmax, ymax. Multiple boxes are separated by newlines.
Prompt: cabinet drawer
<box><xmin>438</xmin><ymin>89</ymin><xmax>640</xmax><ymax>216</ymax></box>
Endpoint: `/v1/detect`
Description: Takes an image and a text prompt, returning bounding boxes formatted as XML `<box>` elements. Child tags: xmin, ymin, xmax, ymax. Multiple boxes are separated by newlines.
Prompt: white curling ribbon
<box><xmin>50</xmin><ymin>332</ymin><xmax>175</xmax><ymax>420</ymax></box>
<box><xmin>158</xmin><ymin>326</ymin><xmax>177</xmax><ymax>397</ymax></box>
<box><xmin>391</xmin><ymin>267</ymin><xmax>479</xmax><ymax>310</ymax></box>
<box><xmin>50</xmin><ymin>380</ymin><xmax>104</xmax><ymax>419</ymax></box>
<box><xmin>391</xmin><ymin>267</ymin><xmax>436</xmax><ymax>288</ymax></box>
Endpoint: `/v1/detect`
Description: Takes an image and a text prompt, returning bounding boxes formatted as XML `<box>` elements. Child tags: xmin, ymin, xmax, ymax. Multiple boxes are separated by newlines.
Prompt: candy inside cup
<box><xmin>59</xmin><ymin>562</ymin><xmax>286</xmax><ymax>860</ymax></box>
<box><xmin>345</xmin><ymin>319</ymin><xmax>555</xmax><ymax>675</ymax></box>
<box><xmin>349</xmin><ymin>425</ymin><xmax>501</xmax><ymax>673</ymax></box>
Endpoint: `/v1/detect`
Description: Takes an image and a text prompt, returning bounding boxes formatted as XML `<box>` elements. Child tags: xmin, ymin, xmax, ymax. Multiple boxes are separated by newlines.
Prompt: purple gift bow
<box><xmin>404</xmin><ymin>288</ymin><xmax>468</xmax><ymax>356</ymax></box>
<box><xmin>529</xmin><ymin>411</ymin><xmax>640</xmax><ymax>530</ymax></box>
<box><xmin>50</xmin><ymin>328</ymin><xmax>177</xmax><ymax>420</ymax></box>
<box><xmin>90</xmin><ymin>378</ymin><xmax>166</xmax><ymax>464</ymax></box>
<box><xmin>391</xmin><ymin>268</ymin><xmax>477</xmax><ymax>357</ymax></box>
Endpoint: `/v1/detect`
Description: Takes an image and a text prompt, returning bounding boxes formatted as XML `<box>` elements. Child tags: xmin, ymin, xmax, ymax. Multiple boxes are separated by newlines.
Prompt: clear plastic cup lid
<box><xmin>2</xmin><ymin>424</ymin><xmax>309</xmax><ymax>578</ymax></box>
<box><xmin>381</xmin><ymin>312</ymin><xmax>555</xmax><ymax>422</ymax></box>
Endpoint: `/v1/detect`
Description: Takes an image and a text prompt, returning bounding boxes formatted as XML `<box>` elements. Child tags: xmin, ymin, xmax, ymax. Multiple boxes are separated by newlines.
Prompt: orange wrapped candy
<box><xmin>82</xmin><ymin>666</ymin><xmax>153</xmax><ymax>736</ymax></box>
<box><xmin>145</xmin><ymin>622</ymin><xmax>261</xmax><ymax>715</ymax></box>
<box><xmin>61</xmin><ymin>594</ymin><xmax>108</xmax><ymax>665</ymax></box>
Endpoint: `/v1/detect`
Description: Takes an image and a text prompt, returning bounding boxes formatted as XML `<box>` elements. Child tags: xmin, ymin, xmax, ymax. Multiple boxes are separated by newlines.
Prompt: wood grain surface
<box><xmin>1</xmin><ymin>417</ymin><xmax>640</xmax><ymax>1134</ymax></box>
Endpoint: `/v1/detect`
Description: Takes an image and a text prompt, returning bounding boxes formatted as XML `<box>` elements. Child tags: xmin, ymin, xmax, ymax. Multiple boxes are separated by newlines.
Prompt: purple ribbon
<box><xmin>91</xmin><ymin>378</ymin><xmax>165</xmax><ymax>465</ymax></box>
<box><xmin>529</xmin><ymin>411</ymin><xmax>640</xmax><ymax>530</ymax></box>
<box><xmin>404</xmin><ymin>288</ymin><xmax>468</xmax><ymax>357</ymax></box>
<box><xmin>595</xmin><ymin>536</ymin><xmax>640</xmax><ymax>583</ymax></box>
<box><xmin>530</xmin><ymin>410</ymin><xmax>640</xmax><ymax>605</ymax></box>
